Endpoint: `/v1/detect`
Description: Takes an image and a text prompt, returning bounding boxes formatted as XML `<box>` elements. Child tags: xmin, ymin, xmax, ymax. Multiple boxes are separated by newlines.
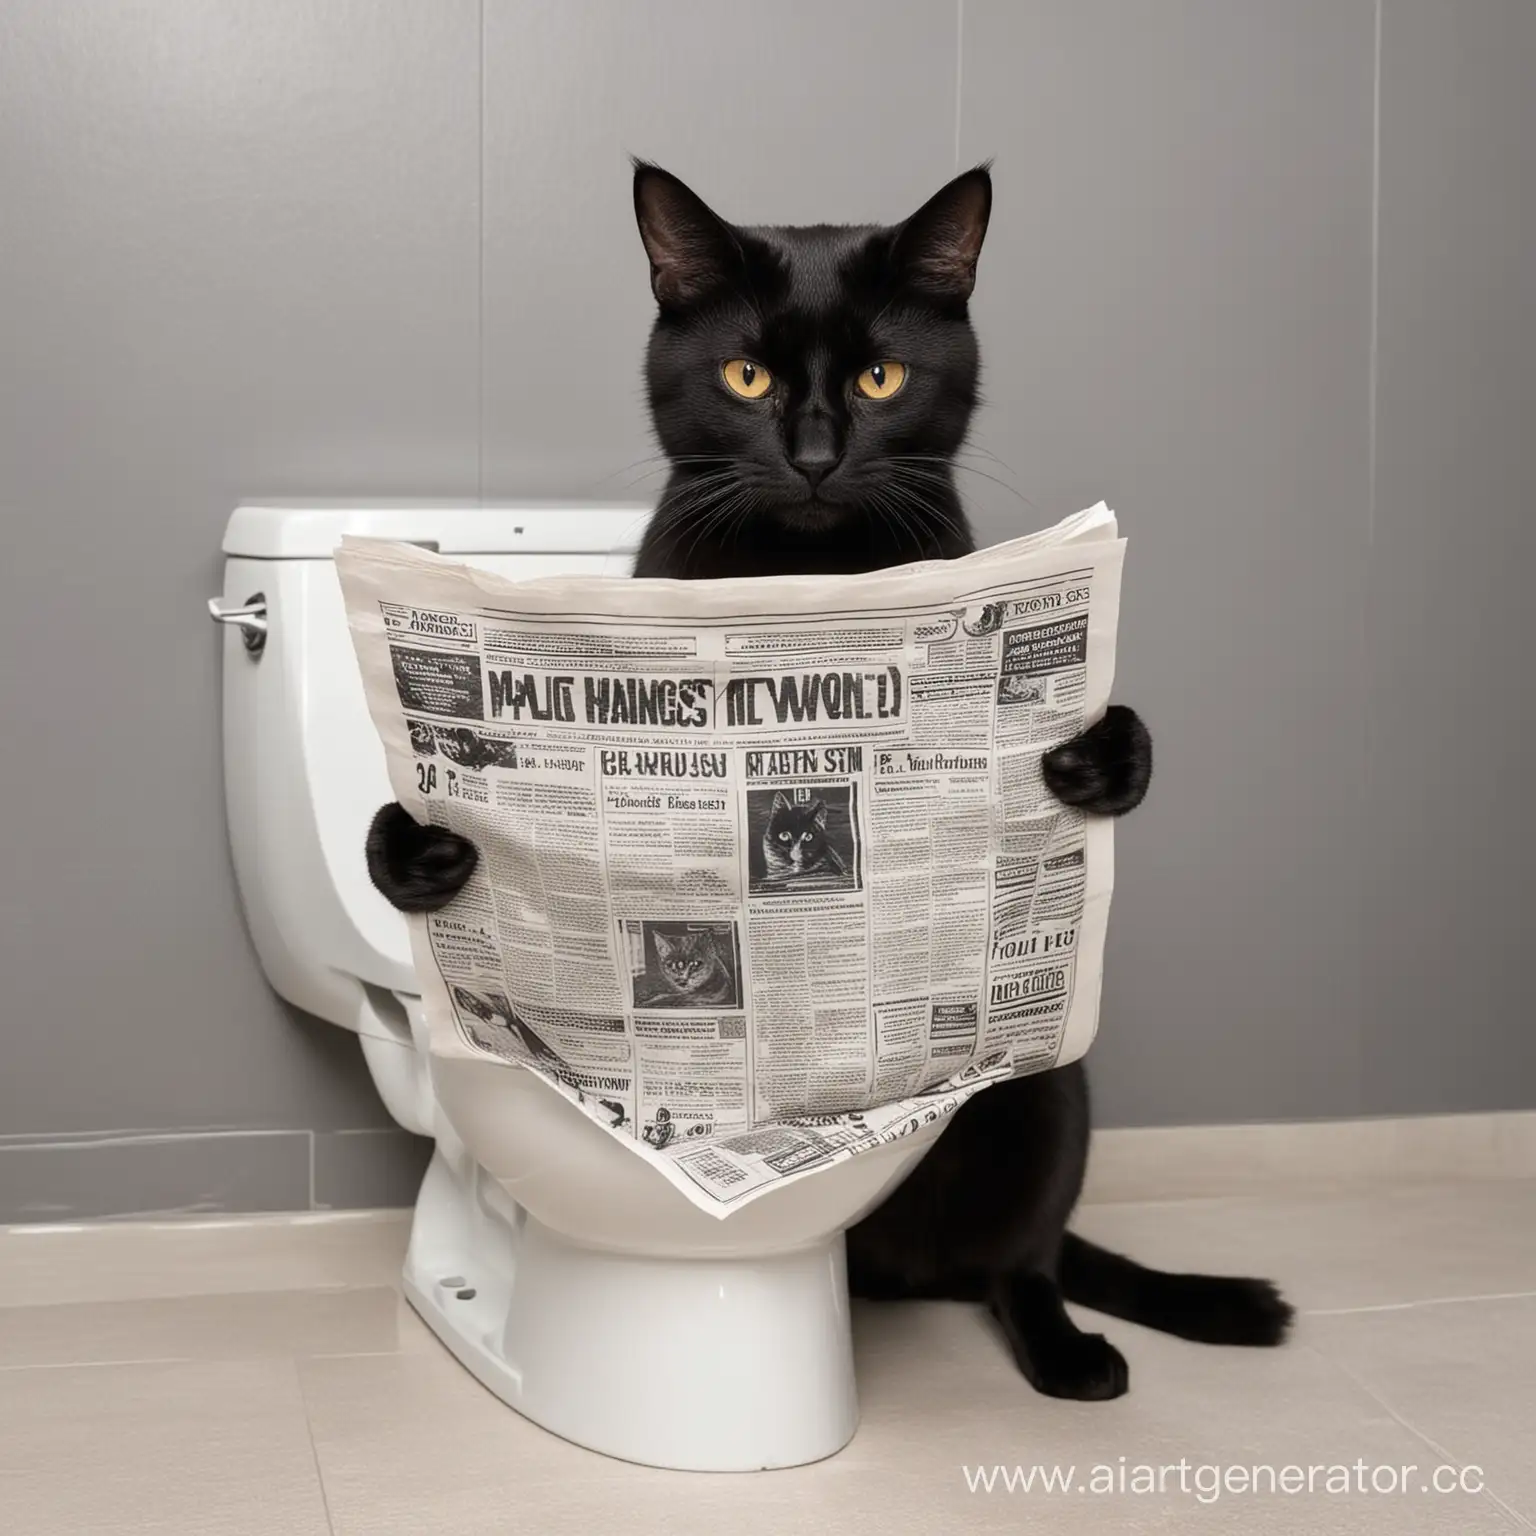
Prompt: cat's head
<box><xmin>633</xmin><ymin>162</ymin><xmax>991</xmax><ymax>543</ymax></box>
<box><xmin>765</xmin><ymin>791</ymin><xmax>828</xmax><ymax>871</ymax></box>
<box><xmin>652</xmin><ymin>928</ymin><xmax>719</xmax><ymax>991</ymax></box>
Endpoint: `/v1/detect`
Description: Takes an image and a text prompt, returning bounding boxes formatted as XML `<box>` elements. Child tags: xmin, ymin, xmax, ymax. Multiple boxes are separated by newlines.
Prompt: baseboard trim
<box><xmin>1080</xmin><ymin>1109</ymin><xmax>1536</xmax><ymax>1204</ymax></box>
<box><xmin>3</xmin><ymin>1111</ymin><xmax>1530</xmax><ymax>1232</ymax></box>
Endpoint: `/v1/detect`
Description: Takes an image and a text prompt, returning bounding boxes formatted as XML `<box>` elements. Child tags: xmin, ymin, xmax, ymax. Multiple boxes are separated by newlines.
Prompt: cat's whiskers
<box><xmin>888</xmin><ymin>453</ymin><xmax>1040</xmax><ymax>515</ymax></box>
<box><xmin>862</xmin><ymin>482</ymin><xmax>934</xmax><ymax>559</ymax></box>
<box><xmin>860</xmin><ymin>484</ymin><xmax>917</xmax><ymax>554</ymax></box>
<box><xmin>645</xmin><ymin>473</ymin><xmax>761</xmax><ymax>573</ymax></box>
<box><xmin>880</xmin><ymin>463</ymin><xmax>994</xmax><ymax>553</ymax></box>
<box><xmin>613</xmin><ymin>462</ymin><xmax>687</xmax><ymax>493</ymax></box>
<box><xmin>597</xmin><ymin>452</ymin><xmax>732</xmax><ymax>491</ymax></box>
<box><xmin>677</xmin><ymin>485</ymin><xmax>759</xmax><ymax>571</ymax></box>
<box><xmin>873</xmin><ymin>489</ymin><xmax>925</xmax><ymax>555</ymax></box>
<box><xmin>650</xmin><ymin>469</ymin><xmax>744</xmax><ymax>524</ymax></box>
<box><xmin>724</xmin><ymin>488</ymin><xmax>763</xmax><ymax>550</ymax></box>
<box><xmin>880</xmin><ymin>465</ymin><xmax>974</xmax><ymax>539</ymax></box>
<box><xmin>656</xmin><ymin>479</ymin><xmax>735</xmax><ymax>524</ymax></box>
<box><xmin>870</xmin><ymin>469</ymin><xmax>978</xmax><ymax>557</ymax></box>
<box><xmin>957</xmin><ymin>442</ymin><xmax>1024</xmax><ymax>477</ymax></box>
<box><xmin>660</xmin><ymin>466</ymin><xmax>742</xmax><ymax>497</ymax></box>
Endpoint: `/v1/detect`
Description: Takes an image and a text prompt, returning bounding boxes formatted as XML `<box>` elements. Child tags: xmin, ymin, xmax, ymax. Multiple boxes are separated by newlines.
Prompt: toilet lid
<box><xmin>224</xmin><ymin>503</ymin><xmax>648</xmax><ymax>559</ymax></box>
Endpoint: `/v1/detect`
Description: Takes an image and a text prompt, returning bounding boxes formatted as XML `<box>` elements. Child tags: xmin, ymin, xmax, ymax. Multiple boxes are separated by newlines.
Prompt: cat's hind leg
<box><xmin>1058</xmin><ymin>1233</ymin><xmax>1293</xmax><ymax>1347</ymax></box>
<box><xmin>989</xmin><ymin>1269</ymin><xmax>1129</xmax><ymax>1400</ymax></box>
<box><xmin>366</xmin><ymin>802</ymin><xmax>478</xmax><ymax>912</ymax></box>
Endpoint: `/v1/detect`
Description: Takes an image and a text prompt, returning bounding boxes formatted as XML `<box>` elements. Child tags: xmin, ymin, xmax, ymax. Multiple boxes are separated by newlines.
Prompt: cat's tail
<box><xmin>1058</xmin><ymin>1233</ymin><xmax>1294</xmax><ymax>1347</ymax></box>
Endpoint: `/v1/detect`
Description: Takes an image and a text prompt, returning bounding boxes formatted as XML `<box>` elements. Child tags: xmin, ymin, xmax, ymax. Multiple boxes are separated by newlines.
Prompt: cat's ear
<box><xmin>891</xmin><ymin>165</ymin><xmax>992</xmax><ymax>302</ymax></box>
<box><xmin>811</xmin><ymin>800</ymin><xmax>827</xmax><ymax>828</ymax></box>
<box><xmin>652</xmin><ymin>930</ymin><xmax>674</xmax><ymax>960</ymax></box>
<box><xmin>770</xmin><ymin>790</ymin><xmax>793</xmax><ymax>815</ymax></box>
<box><xmin>633</xmin><ymin>161</ymin><xmax>741</xmax><ymax>309</ymax></box>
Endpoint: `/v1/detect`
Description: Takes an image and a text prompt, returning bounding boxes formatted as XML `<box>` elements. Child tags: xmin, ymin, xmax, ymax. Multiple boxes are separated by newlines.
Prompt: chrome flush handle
<box><xmin>208</xmin><ymin>592</ymin><xmax>267</xmax><ymax>654</ymax></box>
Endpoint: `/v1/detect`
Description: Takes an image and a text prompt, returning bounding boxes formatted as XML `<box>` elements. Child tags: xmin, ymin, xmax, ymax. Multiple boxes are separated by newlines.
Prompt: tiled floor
<box><xmin>1</xmin><ymin>1181</ymin><xmax>1532</xmax><ymax>1534</ymax></box>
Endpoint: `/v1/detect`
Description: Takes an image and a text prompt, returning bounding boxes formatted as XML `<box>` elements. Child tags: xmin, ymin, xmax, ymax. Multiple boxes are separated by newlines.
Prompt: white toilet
<box><xmin>213</xmin><ymin>503</ymin><xmax>947</xmax><ymax>1472</ymax></box>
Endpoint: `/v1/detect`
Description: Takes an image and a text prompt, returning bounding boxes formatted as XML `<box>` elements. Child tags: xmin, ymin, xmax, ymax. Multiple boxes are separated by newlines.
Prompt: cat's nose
<box><xmin>792</xmin><ymin>447</ymin><xmax>841</xmax><ymax>490</ymax></box>
<box><xmin>789</xmin><ymin>415</ymin><xmax>842</xmax><ymax>490</ymax></box>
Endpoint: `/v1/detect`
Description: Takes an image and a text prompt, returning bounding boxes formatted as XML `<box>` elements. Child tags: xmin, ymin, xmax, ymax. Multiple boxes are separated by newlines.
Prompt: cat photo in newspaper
<box><xmin>365</xmin><ymin>164</ymin><xmax>1291</xmax><ymax>1399</ymax></box>
<box><xmin>761</xmin><ymin>792</ymin><xmax>844</xmax><ymax>884</ymax></box>
<box><xmin>627</xmin><ymin>920</ymin><xmax>742</xmax><ymax>1011</ymax></box>
<box><xmin>748</xmin><ymin>786</ymin><xmax>859</xmax><ymax>896</ymax></box>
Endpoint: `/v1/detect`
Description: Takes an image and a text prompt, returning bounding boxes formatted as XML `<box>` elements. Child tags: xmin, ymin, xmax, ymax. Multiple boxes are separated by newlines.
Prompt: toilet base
<box><xmin>401</xmin><ymin>1144</ymin><xmax>859</xmax><ymax>1472</ymax></box>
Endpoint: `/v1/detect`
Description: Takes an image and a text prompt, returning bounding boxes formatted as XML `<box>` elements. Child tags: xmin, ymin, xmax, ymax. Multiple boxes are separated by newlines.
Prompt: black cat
<box><xmin>365</xmin><ymin>163</ymin><xmax>1291</xmax><ymax>1397</ymax></box>
<box><xmin>759</xmin><ymin>791</ymin><xmax>848</xmax><ymax>888</ymax></box>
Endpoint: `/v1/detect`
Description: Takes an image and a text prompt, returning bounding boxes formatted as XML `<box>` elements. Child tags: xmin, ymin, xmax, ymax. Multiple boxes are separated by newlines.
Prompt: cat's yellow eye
<box><xmin>855</xmin><ymin>361</ymin><xmax>906</xmax><ymax>400</ymax></box>
<box><xmin>722</xmin><ymin>359</ymin><xmax>772</xmax><ymax>399</ymax></box>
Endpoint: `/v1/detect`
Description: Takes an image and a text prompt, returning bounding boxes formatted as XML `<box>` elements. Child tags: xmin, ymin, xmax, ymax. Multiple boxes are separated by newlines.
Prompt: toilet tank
<box><xmin>217</xmin><ymin>503</ymin><xmax>645</xmax><ymax>1036</ymax></box>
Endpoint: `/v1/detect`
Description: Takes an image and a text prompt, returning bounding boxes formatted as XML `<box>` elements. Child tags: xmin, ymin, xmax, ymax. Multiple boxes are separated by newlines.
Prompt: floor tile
<box><xmin>299</xmin><ymin>1346</ymin><xmax>599</xmax><ymax>1533</ymax></box>
<box><xmin>1311</xmin><ymin>1296</ymin><xmax>1536</xmax><ymax>1524</ymax></box>
<box><xmin>0</xmin><ymin>1209</ymin><xmax>410</xmax><ymax>1307</ymax></box>
<box><xmin>843</xmin><ymin>1302</ymin><xmax>1521</xmax><ymax>1532</ymax></box>
<box><xmin>0</xmin><ymin>1358</ymin><xmax>330</xmax><ymax>1535</ymax></box>
<box><xmin>0</xmin><ymin>1283</ymin><xmax>431</xmax><ymax>1370</ymax></box>
<box><xmin>1074</xmin><ymin>1179</ymin><xmax>1536</xmax><ymax>1313</ymax></box>
<box><xmin>299</xmin><ymin>1294</ymin><xmax>1522</xmax><ymax>1534</ymax></box>
<box><xmin>2</xmin><ymin>1191</ymin><xmax>1528</xmax><ymax>1534</ymax></box>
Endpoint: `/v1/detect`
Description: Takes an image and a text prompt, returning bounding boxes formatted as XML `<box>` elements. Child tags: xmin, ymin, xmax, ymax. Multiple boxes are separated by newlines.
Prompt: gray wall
<box><xmin>1</xmin><ymin>1</ymin><xmax>1530</xmax><ymax>1220</ymax></box>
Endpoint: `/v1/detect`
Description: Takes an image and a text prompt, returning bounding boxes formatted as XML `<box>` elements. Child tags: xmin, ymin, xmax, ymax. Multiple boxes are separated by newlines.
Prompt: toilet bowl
<box><xmin>214</xmin><ymin>504</ymin><xmax>946</xmax><ymax>1471</ymax></box>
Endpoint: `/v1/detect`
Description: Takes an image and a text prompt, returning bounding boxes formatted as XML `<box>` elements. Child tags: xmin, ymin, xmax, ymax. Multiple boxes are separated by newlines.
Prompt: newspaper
<box><xmin>337</xmin><ymin>503</ymin><xmax>1125</xmax><ymax>1215</ymax></box>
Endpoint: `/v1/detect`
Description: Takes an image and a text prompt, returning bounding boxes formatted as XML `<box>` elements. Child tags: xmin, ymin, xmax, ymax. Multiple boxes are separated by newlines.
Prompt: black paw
<box><xmin>1155</xmin><ymin>1275</ymin><xmax>1295</xmax><ymax>1348</ymax></box>
<box><xmin>1041</xmin><ymin>704</ymin><xmax>1152</xmax><ymax>816</ymax></box>
<box><xmin>990</xmin><ymin>1272</ymin><xmax>1132</xmax><ymax>1400</ymax></box>
<box><xmin>1029</xmin><ymin>1329</ymin><xmax>1130</xmax><ymax>1401</ymax></box>
<box><xmin>365</xmin><ymin>802</ymin><xmax>478</xmax><ymax>913</ymax></box>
